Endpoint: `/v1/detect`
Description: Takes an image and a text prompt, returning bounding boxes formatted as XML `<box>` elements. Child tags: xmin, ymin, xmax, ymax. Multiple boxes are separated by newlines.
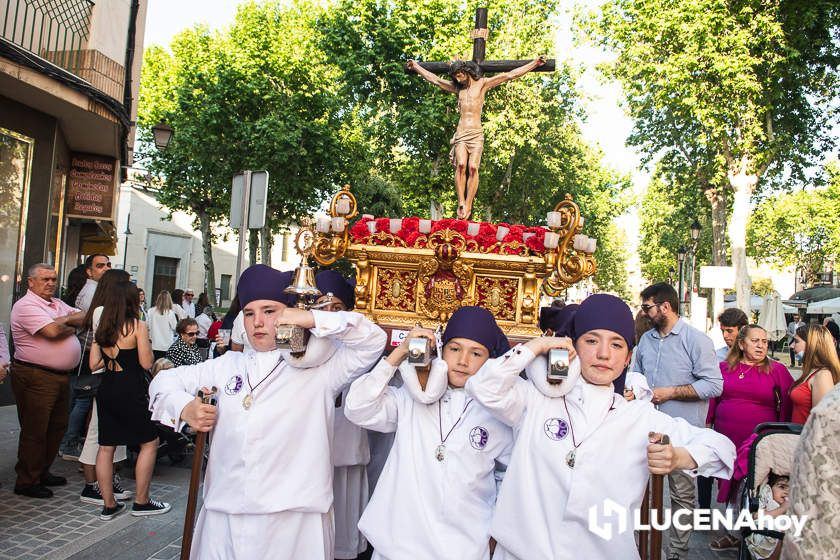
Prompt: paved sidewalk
<box><xmin>0</xmin><ymin>403</ymin><xmax>741</xmax><ymax>560</ymax></box>
<box><xmin>0</xmin><ymin>405</ymin><xmax>193</xmax><ymax>560</ymax></box>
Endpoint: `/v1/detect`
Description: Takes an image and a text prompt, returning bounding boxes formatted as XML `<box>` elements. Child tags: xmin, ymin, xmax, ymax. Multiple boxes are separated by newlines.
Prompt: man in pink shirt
<box><xmin>10</xmin><ymin>263</ymin><xmax>85</xmax><ymax>498</ymax></box>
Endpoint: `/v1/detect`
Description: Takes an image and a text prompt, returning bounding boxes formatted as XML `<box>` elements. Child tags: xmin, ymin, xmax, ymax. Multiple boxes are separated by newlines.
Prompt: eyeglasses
<box><xmin>184</xmin><ymin>331</ymin><xmax>199</xmax><ymax>337</ymax></box>
<box><xmin>640</xmin><ymin>303</ymin><xmax>661</xmax><ymax>313</ymax></box>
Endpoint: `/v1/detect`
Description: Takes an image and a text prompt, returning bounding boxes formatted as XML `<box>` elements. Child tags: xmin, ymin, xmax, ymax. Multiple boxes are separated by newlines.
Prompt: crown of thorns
<box><xmin>448</xmin><ymin>60</ymin><xmax>482</xmax><ymax>80</ymax></box>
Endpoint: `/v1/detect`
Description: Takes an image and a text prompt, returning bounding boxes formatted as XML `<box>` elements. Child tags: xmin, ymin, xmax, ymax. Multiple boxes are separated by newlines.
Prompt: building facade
<box><xmin>114</xmin><ymin>182</ymin><xmax>300</xmax><ymax>307</ymax></box>
<box><xmin>0</xmin><ymin>0</ymin><xmax>148</xmax><ymax>314</ymax></box>
<box><xmin>0</xmin><ymin>0</ymin><xmax>149</xmax><ymax>405</ymax></box>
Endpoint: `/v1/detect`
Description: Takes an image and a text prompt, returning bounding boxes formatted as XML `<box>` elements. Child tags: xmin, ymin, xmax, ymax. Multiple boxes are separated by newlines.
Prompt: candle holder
<box><xmin>311</xmin><ymin>184</ymin><xmax>359</xmax><ymax>266</ymax></box>
<box><xmin>541</xmin><ymin>194</ymin><xmax>597</xmax><ymax>296</ymax></box>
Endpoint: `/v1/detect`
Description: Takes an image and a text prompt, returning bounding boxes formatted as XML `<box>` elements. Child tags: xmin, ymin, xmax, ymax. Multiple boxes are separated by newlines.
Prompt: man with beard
<box><xmin>631</xmin><ymin>282</ymin><xmax>722</xmax><ymax>560</ymax></box>
<box><xmin>406</xmin><ymin>57</ymin><xmax>545</xmax><ymax>219</ymax></box>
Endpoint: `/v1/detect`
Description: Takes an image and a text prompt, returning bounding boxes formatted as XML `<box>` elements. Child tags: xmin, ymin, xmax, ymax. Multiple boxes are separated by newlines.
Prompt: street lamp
<box><xmin>677</xmin><ymin>246</ymin><xmax>687</xmax><ymax>315</ymax></box>
<box><xmin>151</xmin><ymin>122</ymin><xmax>173</xmax><ymax>151</ymax></box>
<box><xmin>690</xmin><ymin>219</ymin><xmax>701</xmax><ymax>242</ymax></box>
<box><xmin>122</xmin><ymin>213</ymin><xmax>132</xmax><ymax>271</ymax></box>
<box><xmin>668</xmin><ymin>266</ymin><xmax>675</xmax><ymax>285</ymax></box>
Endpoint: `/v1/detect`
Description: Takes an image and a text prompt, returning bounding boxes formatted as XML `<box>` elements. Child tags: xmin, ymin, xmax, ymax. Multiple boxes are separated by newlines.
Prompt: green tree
<box><xmin>747</xmin><ymin>162</ymin><xmax>840</xmax><ymax>284</ymax></box>
<box><xmin>592</xmin><ymin>0</ymin><xmax>840</xmax><ymax>311</ymax></box>
<box><xmin>138</xmin><ymin>1</ymin><xmax>366</xmax><ymax>291</ymax></box>
<box><xmin>638</xmin><ymin>169</ymin><xmax>715</xmax><ymax>286</ymax></box>
<box><xmin>595</xmin><ymin>222</ymin><xmax>631</xmax><ymax>299</ymax></box>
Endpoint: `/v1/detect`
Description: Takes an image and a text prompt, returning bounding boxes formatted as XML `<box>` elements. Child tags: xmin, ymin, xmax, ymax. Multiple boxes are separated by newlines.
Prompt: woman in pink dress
<box><xmin>707</xmin><ymin>325</ymin><xmax>793</xmax><ymax>502</ymax></box>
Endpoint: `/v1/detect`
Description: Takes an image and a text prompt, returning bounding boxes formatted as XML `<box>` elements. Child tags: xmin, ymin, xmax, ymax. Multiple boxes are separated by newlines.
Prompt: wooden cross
<box><xmin>410</xmin><ymin>8</ymin><xmax>556</xmax><ymax>75</ymax></box>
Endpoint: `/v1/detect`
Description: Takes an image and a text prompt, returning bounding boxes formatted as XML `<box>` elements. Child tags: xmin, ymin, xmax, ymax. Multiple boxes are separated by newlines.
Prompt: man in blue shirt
<box><xmin>631</xmin><ymin>283</ymin><xmax>722</xmax><ymax>560</ymax></box>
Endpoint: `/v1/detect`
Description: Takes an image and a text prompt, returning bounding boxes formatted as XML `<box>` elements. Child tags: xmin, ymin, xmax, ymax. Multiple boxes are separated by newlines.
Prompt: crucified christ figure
<box><xmin>407</xmin><ymin>56</ymin><xmax>546</xmax><ymax>219</ymax></box>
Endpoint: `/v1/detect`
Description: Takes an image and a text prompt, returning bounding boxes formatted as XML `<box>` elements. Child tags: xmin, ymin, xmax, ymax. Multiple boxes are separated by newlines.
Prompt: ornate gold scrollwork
<box><xmin>417</xmin><ymin>230</ymin><xmax>475</xmax><ymax>321</ymax></box>
<box><xmin>541</xmin><ymin>194</ymin><xmax>598</xmax><ymax>296</ymax></box>
<box><xmin>311</xmin><ymin>186</ymin><xmax>597</xmax><ymax>336</ymax></box>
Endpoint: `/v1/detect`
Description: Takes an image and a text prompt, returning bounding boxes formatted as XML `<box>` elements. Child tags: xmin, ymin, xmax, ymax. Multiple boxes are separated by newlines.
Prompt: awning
<box><xmin>723</xmin><ymin>294</ymin><xmax>797</xmax><ymax>314</ymax></box>
<box><xmin>806</xmin><ymin>296</ymin><xmax>840</xmax><ymax>314</ymax></box>
<box><xmin>786</xmin><ymin>286</ymin><xmax>840</xmax><ymax>303</ymax></box>
<box><xmin>79</xmin><ymin>220</ymin><xmax>117</xmax><ymax>255</ymax></box>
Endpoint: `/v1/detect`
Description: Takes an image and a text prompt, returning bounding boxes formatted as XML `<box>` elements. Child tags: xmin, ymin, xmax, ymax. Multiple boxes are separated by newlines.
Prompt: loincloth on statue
<box><xmin>449</xmin><ymin>128</ymin><xmax>485</xmax><ymax>166</ymax></box>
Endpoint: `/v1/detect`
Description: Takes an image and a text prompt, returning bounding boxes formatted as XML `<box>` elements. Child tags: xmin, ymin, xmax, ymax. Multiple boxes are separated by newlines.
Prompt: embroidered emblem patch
<box><xmin>469</xmin><ymin>426</ymin><xmax>489</xmax><ymax>450</ymax></box>
<box><xmin>224</xmin><ymin>375</ymin><xmax>244</xmax><ymax>396</ymax></box>
<box><xmin>543</xmin><ymin>418</ymin><xmax>569</xmax><ymax>441</ymax></box>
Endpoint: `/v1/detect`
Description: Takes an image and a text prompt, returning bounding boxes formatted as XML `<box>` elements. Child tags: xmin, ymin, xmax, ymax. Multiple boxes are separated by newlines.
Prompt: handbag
<box><xmin>73</xmin><ymin>330</ymin><xmax>102</xmax><ymax>397</ymax></box>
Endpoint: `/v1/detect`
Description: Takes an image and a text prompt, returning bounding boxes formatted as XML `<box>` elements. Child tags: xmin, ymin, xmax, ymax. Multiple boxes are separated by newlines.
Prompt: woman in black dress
<box><xmin>89</xmin><ymin>280</ymin><xmax>170</xmax><ymax>520</ymax></box>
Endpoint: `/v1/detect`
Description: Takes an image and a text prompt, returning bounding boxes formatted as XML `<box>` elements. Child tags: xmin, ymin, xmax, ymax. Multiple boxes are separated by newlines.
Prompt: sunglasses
<box><xmin>640</xmin><ymin>303</ymin><xmax>661</xmax><ymax>312</ymax></box>
<box><xmin>184</xmin><ymin>331</ymin><xmax>199</xmax><ymax>337</ymax></box>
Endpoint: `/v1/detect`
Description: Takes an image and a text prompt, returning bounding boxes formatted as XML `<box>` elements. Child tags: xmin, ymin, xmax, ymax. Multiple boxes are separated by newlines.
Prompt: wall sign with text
<box><xmin>65</xmin><ymin>153</ymin><xmax>117</xmax><ymax>219</ymax></box>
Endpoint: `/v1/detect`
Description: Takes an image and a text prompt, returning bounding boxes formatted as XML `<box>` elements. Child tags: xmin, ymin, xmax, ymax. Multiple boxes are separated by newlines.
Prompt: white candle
<box><xmin>335</xmin><ymin>197</ymin><xmax>351</xmax><ymax>215</ymax></box>
<box><xmin>544</xmin><ymin>232</ymin><xmax>560</xmax><ymax>249</ymax></box>
<box><xmin>419</xmin><ymin>219</ymin><xmax>432</xmax><ymax>234</ymax></box>
<box><xmin>496</xmin><ymin>225</ymin><xmax>510</xmax><ymax>241</ymax></box>
<box><xmin>467</xmin><ymin>222</ymin><xmax>480</xmax><ymax>236</ymax></box>
<box><xmin>522</xmin><ymin>232</ymin><xmax>535</xmax><ymax>242</ymax></box>
<box><xmin>579</xmin><ymin>216</ymin><xmax>585</xmax><ymax>227</ymax></box>
<box><xmin>587</xmin><ymin>238</ymin><xmax>597</xmax><ymax>253</ymax></box>
<box><xmin>546</xmin><ymin>211</ymin><xmax>562</xmax><ymax>228</ymax></box>
<box><xmin>315</xmin><ymin>215</ymin><xmax>331</xmax><ymax>234</ymax></box>
<box><xmin>331</xmin><ymin>217</ymin><xmax>346</xmax><ymax>232</ymax></box>
<box><xmin>367</xmin><ymin>221</ymin><xmax>377</xmax><ymax>234</ymax></box>
<box><xmin>389</xmin><ymin>218</ymin><xmax>402</xmax><ymax>234</ymax></box>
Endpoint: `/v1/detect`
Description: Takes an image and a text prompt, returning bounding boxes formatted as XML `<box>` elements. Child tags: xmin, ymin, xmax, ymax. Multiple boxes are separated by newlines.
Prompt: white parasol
<box><xmin>759</xmin><ymin>292</ymin><xmax>787</xmax><ymax>342</ymax></box>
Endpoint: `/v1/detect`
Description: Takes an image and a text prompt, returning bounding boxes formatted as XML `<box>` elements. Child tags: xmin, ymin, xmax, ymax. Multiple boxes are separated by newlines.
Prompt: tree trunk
<box><xmin>260</xmin><ymin>225</ymin><xmax>273</xmax><ymax>265</ymax></box>
<box><xmin>484</xmin><ymin>155</ymin><xmax>515</xmax><ymax>224</ymax></box>
<box><xmin>704</xmin><ymin>185</ymin><xmax>728</xmax><ymax>267</ymax></box>
<box><xmin>248</xmin><ymin>229</ymin><xmax>259</xmax><ymax>266</ymax></box>
<box><xmin>727</xmin><ymin>160</ymin><xmax>758</xmax><ymax>313</ymax></box>
<box><xmin>704</xmin><ymin>184</ymin><xmax>729</xmax><ymax>327</ymax></box>
<box><xmin>197</xmin><ymin>209</ymin><xmax>216</xmax><ymax>304</ymax></box>
<box><xmin>430</xmin><ymin>153</ymin><xmax>445</xmax><ymax>220</ymax></box>
<box><xmin>430</xmin><ymin>200</ymin><xmax>444</xmax><ymax>220</ymax></box>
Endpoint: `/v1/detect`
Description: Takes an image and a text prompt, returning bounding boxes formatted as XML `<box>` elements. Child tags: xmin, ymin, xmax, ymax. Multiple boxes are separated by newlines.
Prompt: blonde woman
<box><xmin>147</xmin><ymin>291</ymin><xmax>177</xmax><ymax>360</ymax></box>
<box><xmin>790</xmin><ymin>324</ymin><xmax>840</xmax><ymax>423</ymax></box>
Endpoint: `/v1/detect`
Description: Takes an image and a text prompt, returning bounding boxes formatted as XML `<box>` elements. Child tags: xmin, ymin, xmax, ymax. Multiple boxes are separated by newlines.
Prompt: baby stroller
<box><xmin>737</xmin><ymin>422</ymin><xmax>802</xmax><ymax>560</ymax></box>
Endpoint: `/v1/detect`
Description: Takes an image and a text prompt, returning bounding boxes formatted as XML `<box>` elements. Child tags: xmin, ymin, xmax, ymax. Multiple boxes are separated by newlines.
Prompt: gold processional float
<box><xmin>286</xmin><ymin>185</ymin><xmax>598</xmax><ymax>342</ymax></box>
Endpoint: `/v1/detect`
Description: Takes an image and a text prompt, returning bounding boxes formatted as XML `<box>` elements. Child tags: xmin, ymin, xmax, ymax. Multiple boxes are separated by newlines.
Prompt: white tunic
<box><xmin>148</xmin><ymin>310</ymin><xmax>386</xmax><ymax>557</ymax></box>
<box><xmin>332</xmin><ymin>387</ymin><xmax>371</xmax><ymax>559</ymax></box>
<box><xmin>346</xmin><ymin>359</ymin><xmax>513</xmax><ymax>560</ymax></box>
<box><xmin>465</xmin><ymin>344</ymin><xmax>736</xmax><ymax>560</ymax></box>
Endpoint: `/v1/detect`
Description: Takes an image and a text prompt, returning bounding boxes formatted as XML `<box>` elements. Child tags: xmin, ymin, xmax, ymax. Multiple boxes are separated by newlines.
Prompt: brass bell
<box><xmin>284</xmin><ymin>259</ymin><xmax>322</xmax><ymax>305</ymax></box>
<box><xmin>276</xmin><ymin>258</ymin><xmax>322</xmax><ymax>354</ymax></box>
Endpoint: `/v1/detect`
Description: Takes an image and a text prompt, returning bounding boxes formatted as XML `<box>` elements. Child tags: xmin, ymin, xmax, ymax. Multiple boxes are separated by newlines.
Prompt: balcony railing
<box><xmin>2</xmin><ymin>0</ymin><xmax>94</xmax><ymax>78</ymax></box>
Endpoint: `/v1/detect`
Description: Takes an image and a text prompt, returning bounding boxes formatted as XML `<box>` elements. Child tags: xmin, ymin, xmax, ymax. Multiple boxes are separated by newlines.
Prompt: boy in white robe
<box><xmin>148</xmin><ymin>264</ymin><xmax>387</xmax><ymax>559</ymax></box>
<box><xmin>346</xmin><ymin>306</ymin><xmax>514</xmax><ymax>560</ymax></box>
<box><xmin>314</xmin><ymin>270</ymin><xmax>371</xmax><ymax>560</ymax></box>
<box><xmin>466</xmin><ymin>293</ymin><xmax>736</xmax><ymax>560</ymax></box>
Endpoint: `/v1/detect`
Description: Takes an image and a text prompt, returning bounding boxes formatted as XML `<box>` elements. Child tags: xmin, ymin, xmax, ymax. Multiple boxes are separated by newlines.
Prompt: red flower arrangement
<box><xmin>349</xmin><ymin>216</ymin><xmax>551</xmax><ymax>255</ymax></box>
